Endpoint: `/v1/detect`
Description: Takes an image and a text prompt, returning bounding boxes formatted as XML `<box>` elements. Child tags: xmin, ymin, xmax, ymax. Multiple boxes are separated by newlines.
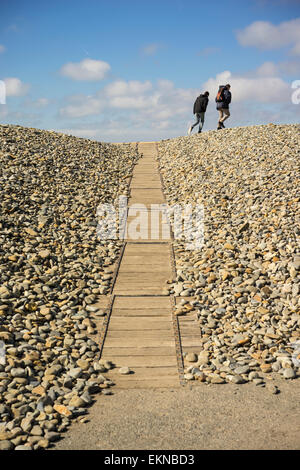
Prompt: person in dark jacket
<box><xmin>188</xmin><ymin>91</ymin><xmax>209</xmax><ymax>135</ymax></box>
<box><xmin>216</xmin><ymin>84</ymin><xmax>231</xmax><ymax>129</ymax></box>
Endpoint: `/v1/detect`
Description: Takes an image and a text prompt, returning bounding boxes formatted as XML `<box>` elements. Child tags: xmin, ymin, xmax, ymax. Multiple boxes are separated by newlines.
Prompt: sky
<box><xmin>0</xmin><ymin>0</ymin><xmax>300</xmax><ymax>142</ymax></box>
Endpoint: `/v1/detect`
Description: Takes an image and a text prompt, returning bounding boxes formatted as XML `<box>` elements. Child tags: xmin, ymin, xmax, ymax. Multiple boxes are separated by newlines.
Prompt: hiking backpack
<box><xmin>216</xmin><ymin>86</ymin><xmax>225</xmax><ymax>102</ymax></box>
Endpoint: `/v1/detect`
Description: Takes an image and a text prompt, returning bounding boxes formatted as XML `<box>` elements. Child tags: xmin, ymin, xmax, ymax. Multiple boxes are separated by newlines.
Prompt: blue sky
<box><xmin>0</xmin><ymin>0</ymin><xmax>300</xmax><ymax>142</ymax></box>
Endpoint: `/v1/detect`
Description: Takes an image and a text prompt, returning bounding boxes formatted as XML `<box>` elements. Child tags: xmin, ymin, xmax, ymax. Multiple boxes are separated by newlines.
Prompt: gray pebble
<box><xmin>283</xmin><ymin>368</ymin><xmax>296</xmax><ymax>379</ymax></box>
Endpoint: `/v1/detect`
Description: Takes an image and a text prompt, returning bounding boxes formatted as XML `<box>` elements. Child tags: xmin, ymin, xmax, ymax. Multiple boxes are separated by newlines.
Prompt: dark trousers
<box><xmin>191</xmin><ymin>112</ymin><xmax>205</xmax><ymax>132</ymax></box>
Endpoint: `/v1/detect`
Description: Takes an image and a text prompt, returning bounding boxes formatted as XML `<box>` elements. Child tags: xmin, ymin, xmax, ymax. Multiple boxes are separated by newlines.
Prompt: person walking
<box><xmin>188</xmin><ymin>91</ymin><xmax>209</xmax><ymax>135</ymax></box>
<box><xmin>215</xmin><ymin>84</ymin><xmax>231</xmax><ymax>129</ymax></box>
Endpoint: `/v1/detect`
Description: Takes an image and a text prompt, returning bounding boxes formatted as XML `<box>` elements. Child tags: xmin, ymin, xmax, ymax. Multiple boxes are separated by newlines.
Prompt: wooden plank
<box><xmin>103</xmin><ymin>347</ymin><xmax>176</xmax><ymax>356</ymax></box>
<box><xmin>118</xmin><ymin>256</ymin><xmax>169</xmax><ymax>265</ymax></box>
<box><xmin>113</xmin><ymin>297</ymin><xmax>171</xmax><ymax>308</ymax></box>
<box><xmin>124</xmin><ymin>242</ymin><xmax>169</xmax><ymax>251</ymax></box>
<box><xmin>131</xmin><ymin>182</ymin><xmax>161</xmax><ymax>189</ymax></box>
<box><xmin>114</xmin><ymin>283</ymin><xmax>170</xmax><ymax>290</ymax></box>
<box><xmin>105</xmin><ymin>330</ymin><xmax>173</xmax><ymax>338</ymax></box>
<box><xmin>179</xmin><ymin>326</ymin><xmax>201</xmax><ymax>335</ymax></box>
<box><xmin>103</xmin><ymin>338</ymin><xmax>175</xmax><ymax>348</ymax></box>
<box><xmin>107</xmin><ymin>366</ymin><xmax>178</xmax><ymax>378</ymax></box>
<box><xmin>101</xmin><ymin>355</ymin><xmax>177</xmax><ymax>367</ymax></box>
<box><xmin>118</xmin><ymin>264</ymin><xmax>172</xmax><ymax>273</ymax></box>
<box><xmin>113</xmin><ymin>289</ymin><xmax>169</xmax><ymax>295</ymax></box>
<box><xmin>181</xmin><ymin>337</ymin><xmax>202</xmax><ymax>347</ymax></box>
<box><xmin>178</xmin><ymin>315</ymin><xmax>199</xmax><ymax>324</ymax></box>
<box><xmin>108</xmin><ymin>318</ymin><xmax>172</xmax><ymax>330</ymax></box>
<box><xmin>111</xmin><ymin>308</ymin><xmax>170</xmax><ymax>317</ymax></box>
<box><xmin>114</xmin><ymin>282</ymin><xmax>170</xmax><ymax>289</ymax></box>
<box><xmin>124</xmin><ymin>238</ymin><xmax>172</xmax><ymax>243</ymax></box>
<box><xmin>115</xmin><ymin>272</ymin><xmax>171</xmax><ymax>280</ymax></box>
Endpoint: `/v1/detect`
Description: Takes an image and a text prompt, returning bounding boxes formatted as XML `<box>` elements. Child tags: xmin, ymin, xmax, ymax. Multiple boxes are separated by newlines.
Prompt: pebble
<box><xmin>266</xmin><ymin>384</ymin><xmax>279</xmax><ymax>395</ymax></box>
<box><xmin>119</xmin><ymin>367</ymin><xmax>131</xmax><ymax>375</ymax></box>
<box><xmin>234</xmin><ymin>365</ymin><xmax>250</xmax><ymax>375</ymax></box>
<box><xmin>0</xmin><ymin>440</ymin><xmax>14</xmax><ymax>450</ymax></box>
<box><xmin>15</xmin><ymin>445</ymin><xmax>32</xmax><ymax>450</ymax></box>
<box><xmin>228</xmin><ymin>375</ymin><xmax>246</xmax><ymax>384</ymax></box>
<box><xmin>283</xmin><ymin>368</ymin><xmax>296</xmax><ymax>379</ymax></box>
<box><xmin>184</xmin><ymin>373</ymin><xmax>195</xmax><ymax>381</ymax></box>
<box><xmin>158</xmin><ymin>124</ymin><xmax>300</xmax><ymax>386</ymax></box>
<box><xmin>185</xmin><ymin>353</ymin><xmax>198</xmax><ymax>363</ymax></box>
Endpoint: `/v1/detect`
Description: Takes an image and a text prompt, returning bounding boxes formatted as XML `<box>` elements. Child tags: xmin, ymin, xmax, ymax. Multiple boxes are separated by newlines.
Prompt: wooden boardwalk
<box><xmin>99</xmin><ymin>142</ymin><xmax>202</xmax><ymax>389</ymax></box>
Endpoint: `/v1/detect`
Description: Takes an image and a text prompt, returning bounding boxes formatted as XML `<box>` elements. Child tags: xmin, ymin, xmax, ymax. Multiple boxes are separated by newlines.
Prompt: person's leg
<box><xmin>198</xmin><ymin>112</ymin><xmax>205</xmax><ymax>132</ymax></box>
<box><xmin>219</xmin><ymin>108</ymin><xmax>230</xmax><ymax>123</ymax></box>
<box><xmin>218</xmin><ymin>109</ymin><xmax>224</xmax><ymax>129</ymax></box>
<box><xmin>188</xmin><ymin>113</ymin><xmax>200</xmax><ymax>135</ymax></box>
<box><xmin>192</xmin><ymin>113</ymin><xmax>200</xmax><ymax>130</ymax></box>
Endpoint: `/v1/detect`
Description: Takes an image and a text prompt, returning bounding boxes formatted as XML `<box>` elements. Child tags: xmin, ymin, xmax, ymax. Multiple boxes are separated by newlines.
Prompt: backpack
<box><xmin>216</xmin><ymin>86</ymin><xmax>225</xmax><ymax>102</ymax></box>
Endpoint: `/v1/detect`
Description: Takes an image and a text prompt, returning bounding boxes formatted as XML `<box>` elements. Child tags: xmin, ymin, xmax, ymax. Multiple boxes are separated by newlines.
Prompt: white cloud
<box><xmin>236</xmin><ymin>18</ymin><xmax>300</xmax><ymax>54</ymax></box>
<box><xmin>279</xmin><ymin>60</ymin><xmax>300</xmax><ymax>75</ymax></box>
<box><xmin>60</xmin><ymin>58</ymin><xmax>111</xmax><ymax>81</ymax></box>
<box><xmin>202</xmin><ymin>70</ymin><xmax>290</xmax><ymax>103</ymax></box>
<box><xmin>104</xmin><ymin>80</ymin><xmax>152</xmax><ymax>97</ymax></box>
<box><xmin>109</xmin><ymin>95</ymin><xmax>149</xmax><ymax>109</ymax></box>
<box><xmin>104</xmin><ymin>79</ymin><xmax>196</xmax><ymax>117</ymax></box>
<box><xmin>254</xmin><ymin>59</ymin><xmax>300</xmax><ymax>77</ymax></box>
<box><xmin>4</xmin><ymin>77</ymin><xmax>30</xmax><ymax>96</ymax></box>
<box><xmin>59</xmin><ymin>94</ymin><xmax>104</xmax><ymax>118</ymax></box>
<box><xmin>0</xmin><ymin>45</ymin><xmax>6</xmax><ymax>53</ymax></box>
<box><xmin>256</xmin><ymin>61</ymin><xmax>279</xmax><ymax>77</ymax></box>
<box><xmin>291</xmin><ymin>41</ymin><xmax>300</xmax><ymax>55</ymax></box>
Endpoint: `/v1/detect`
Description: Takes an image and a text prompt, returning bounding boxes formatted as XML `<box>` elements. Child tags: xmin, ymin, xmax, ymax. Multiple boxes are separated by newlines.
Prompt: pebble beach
<box><xmin>158</xmin><ymin>123</ymin><xmax>300</xmax><ymax>386</ymax></box>
<box><xmin>0</xmin><ymin>122</ymin><xmax>299</xmax><ymax>450</ymax></box>
<box><xmin>0</xmin><ymin>124</ymin><xmax>140</xmax><ymax>450</ymax></box>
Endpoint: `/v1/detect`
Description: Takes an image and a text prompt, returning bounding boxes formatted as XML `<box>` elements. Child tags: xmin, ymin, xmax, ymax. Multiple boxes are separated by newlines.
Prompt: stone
<box><xmin>260</xmin><ymin>363</ymin><xmax>272</xmax><ymax>374</ymax></box>
<box><xmin>228</xmin><ymin>375</ymin><xmax>245</xmax><ymax>384</ymax></box>
<box><xmin>185</xmin><ymin>353</ymin><xmax>198</xmax><ymax>363</ymax></box>
<box><xmin>119</xmin><ymin>367</ymin><xmax>131</xmax><ymax>375</ymax></box>
<box><xmin>20</xmin><ymin>416</ymin><xmax>34</xmax><ymax>433</ymax></box>
<box><xmin>44</xmin><ymin>432</ymin><xmax>61</xmax><ymax>442</ymax></box>
<box><xmin>283</xmin><ymin>368</ymin><xmax>296</xmax><ymax>379</ymax></box>
<box><xmin>68</xmin><ymin>368</ymin><xmax>83</xmax><ymax>379</ymax></box>
<box><xmin>36</xmin><ymin>439</ymin><xmax>50</xmax><ymax>449</ymax></box>
<box><xmin>38</xmin><ymin>249</ymin><xmax>50</xmax><ymax>259</ymax></box>
<box><xmin>209</xmin><ymin>374</ymin><xmax>226</xmax><ymax>384</ymax></box>
<box><xmin>15</xmin><ymin>444</ymin><xmax>33</xmax><ymax>450</ymax></box>
<box><xmin>76</xmin><ymin>359</ymin><xmax>90</xmax><ymax>370</ymax></box>
<box><xmin>266</xmin><ymin>384</ymin><xmax>279</xmax><ymax>394</ymax></box>
<box><xmin>248</xmin><ymin>371</ymin><xmax>260</xmax><ymax>381</ymax></box>
<box><xmin>234</xmin><ymin>365</ymin><xmax>250</xmax><ymax>375</ymax></box>
<box><xmin>53</xmin><ymin>404</ymin><xmax>72</xmax><ymax>417</ymax></box>
<box><xmin>32</xmin><ymin>385</ymin><xmax>45</xmax><ymax>396</ymax></box>
<box><xmin>184</xmin><ymin>373</ymin><xmax>194</xmax><ymax>381</ymax></box>
<box><xmin>68</xmin><ymin>395</ymin><xmax>86</xmax><ymax>408</ymax></box>
<box><xmin>30</xmin><ymin>425</ymin><xmax>43</xmax><ymax>436</ymax></box>
<box><xmin>0</xmin><ymin>440</ymin><xmax>14</xmax><ymax>450</ymax></box>
<box><xmin>10</xmin><ymin>368</ymin><xmax>26</xmax><ymax>378</ymax></box>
